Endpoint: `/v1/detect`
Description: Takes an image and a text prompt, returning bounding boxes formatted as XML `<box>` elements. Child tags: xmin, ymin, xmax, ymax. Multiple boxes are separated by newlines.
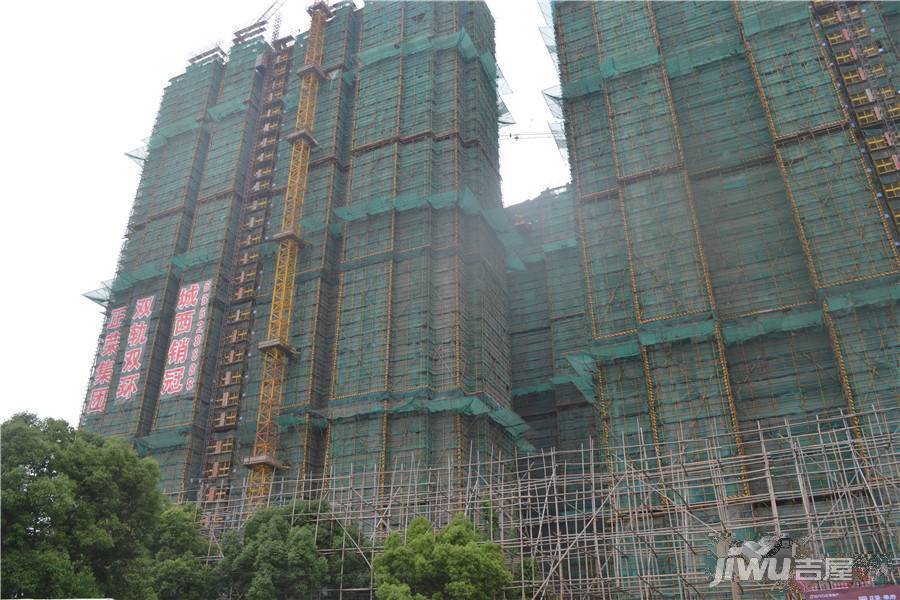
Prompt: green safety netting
<box><xmin>333</xmin><ymin>188</ymin><xmax>525</xmax><ymax>272</ymax></box>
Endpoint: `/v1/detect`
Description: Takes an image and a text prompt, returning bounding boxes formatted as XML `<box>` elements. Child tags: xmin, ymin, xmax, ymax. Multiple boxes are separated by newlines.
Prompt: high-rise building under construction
<box><xmin>81</xmin><ymin>1</ymin><xmax>898</xmax><ymax>594</ymax></box>
<box><xmin>510</xmin><ymin>0</ymin><xmax>899</xmax><ymax>466</ymax></box>
<box><xmin>82</xmin><ymin>0</ymin><xmax>523</xmax><ymax>503</ymax></box>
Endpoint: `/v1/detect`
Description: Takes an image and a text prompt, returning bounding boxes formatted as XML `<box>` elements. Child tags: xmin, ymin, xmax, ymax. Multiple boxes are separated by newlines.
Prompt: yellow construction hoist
<box><xmin>243</xmin><ymin>1</ymin><xmax>330</xmax><ymax>502</ymax></box>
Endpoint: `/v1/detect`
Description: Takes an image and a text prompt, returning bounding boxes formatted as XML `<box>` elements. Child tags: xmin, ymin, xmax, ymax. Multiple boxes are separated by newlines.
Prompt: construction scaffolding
<box><xmin>150</xmin><ymin>33</ymin><xmax>271</xmax><ymax>494</ymax></box>
<box><xmin>194</xmin><ymin>406</ymin><xmax>899</xmax><ymax>598</ymax></box>
<box><xmin>811</xmin><ymin>1</ymin><xmax>900</xmax><ymax>243</ymax></box>
<box><xmin>79</xmin><ymin>3</ymin><xmax>900</xmax><ymax>595</ymax></box>
<box><xmin>245</xmin><ymin>0</ymin><xmax>331</xmax><ymax>503</ymax></box>
<box><xmin>81</xmin><ymin>47</ymin><xmax>230</xmax><ymax>450</ymax></box>
<box><xmin>507</xmin><ymin>0</ymin><xmax>900</xmax><ymax>481</ymax></box>
<box><xmin>200</xmin><ymin>29</ymin><xmax>298</xmax><ymax>506</ymax></box>
<box><xmin>83</xmin><ymin>1</ymin><xmax>528</xmax><ymax>506</ymax></box>
<box><xmin>313</xmin><ymin>0</ymin><xmax>527</xmax><ymax>500</ymax></box>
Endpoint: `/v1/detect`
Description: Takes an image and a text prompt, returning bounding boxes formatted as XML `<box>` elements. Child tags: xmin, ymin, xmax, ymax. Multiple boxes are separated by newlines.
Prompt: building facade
<box><xmin>82</xmin><ymin>1</ymin><xmax>526</xmax><ymax>505</ymax></box>
<box><xmin>83</xmin><ymin>0</ymin><xmax>898</xmax><ymax>522</ymax></box>
<box><xmin>504</xmin><ymin>0</ymin><xmax>898</xmax><ymax>479</ymax></box>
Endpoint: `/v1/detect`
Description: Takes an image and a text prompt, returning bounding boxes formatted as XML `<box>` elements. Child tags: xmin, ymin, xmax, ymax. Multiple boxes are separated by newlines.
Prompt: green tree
<box><xmin>374</xmin><ymin>513</ymin><xmax>513</xmax><ymax>600</ymax></box>
<box><xmin>217</xmin><ymin>500</ymin><xmax>369</xmax><ymax>599</ymax></box>
<box><xmin>150</xmin><ymin>504</ymin><xmax>214</xmax><ymax>600</ymax></box>
<box><xmin>1</xmin><ymin>413</ymin><xmax>212</xmax><ymax>599</ymax></box>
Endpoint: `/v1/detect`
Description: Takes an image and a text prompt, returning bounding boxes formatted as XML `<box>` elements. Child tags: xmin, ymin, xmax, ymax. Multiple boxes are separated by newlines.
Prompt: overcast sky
<box><xmin>0</xmin><ymin>0</ymin><xmax>568</xmax><ymax>425</ymax></box>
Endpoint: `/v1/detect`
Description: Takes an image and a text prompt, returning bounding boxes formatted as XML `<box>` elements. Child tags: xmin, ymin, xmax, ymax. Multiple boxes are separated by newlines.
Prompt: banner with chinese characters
<box><xmin>85</xmin><ymin>305</ymin><xmax>128</xmax><ymax>414</ymax></box>
<box><xmin>115</xmin><ymin>295</ymin><xmax>156</xmax><ymax>403</ymax></box>
<box><xmin>160</xmin><ymin>280</ymin><xmax>212</xmax><ymax>397</ymax></box>
<box><xmin>807</xmin><ymin>585</ymin><xmax>900</xmax><ymax>599</ymax></box>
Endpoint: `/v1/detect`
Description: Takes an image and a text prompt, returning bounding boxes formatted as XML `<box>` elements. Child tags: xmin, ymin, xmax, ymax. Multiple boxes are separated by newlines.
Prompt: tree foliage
<box><xmin>1</xmin><ymin>413</ymin><xmax>212</xmax><ymax>599</ymax></box>
<box><xmin>150</xmin><ymin>504</ymin><xmax>215</xmax><ymax>600</ymax></box>
<box><xmin>217</xmin><ymin>501</ymin><xmax>370</xmax><ymax>599</ymax></box>
<box><xmin>374</xmin><ymin>513</ymin><xmax>513</xmax><ymax>600</ymax></box>
<box><xmin>2</xmin><ymin>413</ymin><xmax>523</xmax><ymax>600</ymax></box>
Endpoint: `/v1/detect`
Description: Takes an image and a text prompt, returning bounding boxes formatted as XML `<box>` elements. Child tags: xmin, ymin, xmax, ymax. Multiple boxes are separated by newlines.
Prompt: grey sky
<box><xmin>0</xmin><ymin>0</ymin><xmax>568</xmax><ymax>425</ymax></box>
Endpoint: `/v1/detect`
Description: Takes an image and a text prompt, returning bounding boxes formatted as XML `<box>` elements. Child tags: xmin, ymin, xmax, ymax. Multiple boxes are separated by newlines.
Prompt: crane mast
<box><xmin>244</xmin><ymin>1</ymin><xmax>330</xmax><ymax>502</ymax></box>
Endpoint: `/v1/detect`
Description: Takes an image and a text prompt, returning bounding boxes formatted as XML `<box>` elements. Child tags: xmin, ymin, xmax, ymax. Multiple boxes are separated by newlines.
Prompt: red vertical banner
<box><xmin>160</xmin><ymin>280</ymin><xmax>212</xmax><ymax>398</ymax></box>
<box><xmin>115</xmin><ymin>295</ymin><xmax>155</xmax><ymax>402</ymax></box>
<box><xmin>86</xmin><ymin>306</ymin><xmax>128</xmax><ymax>414</ymax></box>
